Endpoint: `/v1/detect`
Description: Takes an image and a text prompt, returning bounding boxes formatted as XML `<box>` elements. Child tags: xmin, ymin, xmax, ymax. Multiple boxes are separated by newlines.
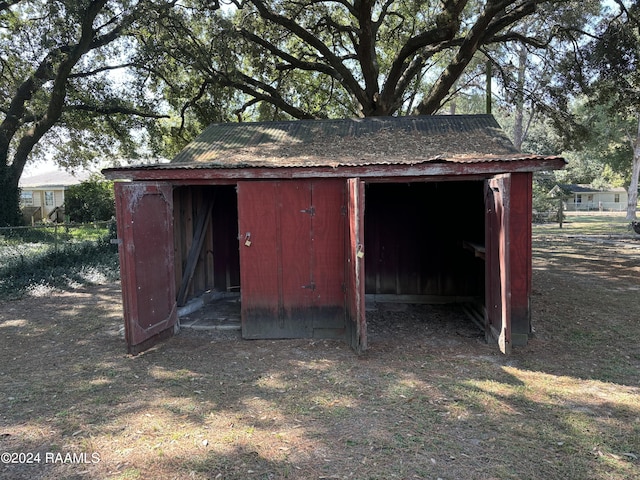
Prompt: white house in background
<box><xmin>550</xmin><ymin>184</ymin><xmax>628</xmax><ymax>212</ymax></box>
<box><xmin>19</xmin><ymin>170</ymin><xmax>92</xmax><ymax>223</ymax></box>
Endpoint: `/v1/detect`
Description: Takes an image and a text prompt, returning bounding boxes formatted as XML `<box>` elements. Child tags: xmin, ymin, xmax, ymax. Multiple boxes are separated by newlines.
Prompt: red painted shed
<box><xmin>103</xmin><ymin>115</ymin><xmax>565</xmax><ymax>355</ymax></box>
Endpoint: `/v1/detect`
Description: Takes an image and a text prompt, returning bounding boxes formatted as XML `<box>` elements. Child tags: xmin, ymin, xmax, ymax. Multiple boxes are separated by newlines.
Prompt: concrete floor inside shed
<box><xmin>179</xmin><ymin>294</ymin><xmax>242</xmax><ymax>331</ymax></box>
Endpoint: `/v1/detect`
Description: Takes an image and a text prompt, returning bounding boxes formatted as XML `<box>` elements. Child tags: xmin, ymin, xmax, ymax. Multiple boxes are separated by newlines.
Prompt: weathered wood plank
<box><xmin>485</xmin><ymin>175</ymin><xmax>512</xmax><ymax>354</ymax></box>
<box><xmin>176</xmin><ymin>194</ymin><xmax>215</xmax><ymax>307</ymax></box>
<box><xmin>346</xmin><ymin>178</ymin><xmax>366</xmax><ymax>352</ymax></box>
<box><xmin>104</xmin><ymin>157</ymin><xmax>568</xmax><ymax>182</ymax></box>
<box><xmin>173</xmin><ymin>189</ymin><xmax>183</xmax><ymax>295</ymax></box>
<box><xmin>309</xmin><ymin>180</ymin><xmax>347</xmax><ymax>331</ymax></box>
<box><xmin>508</xmin><ymin>172</ymin><xmax>533</xmax><ymax>345</ymax></box>
<box><xmin>193</xmin><ymin>188</ymin><xmax>206</xmax><ymax>297</ymax></box>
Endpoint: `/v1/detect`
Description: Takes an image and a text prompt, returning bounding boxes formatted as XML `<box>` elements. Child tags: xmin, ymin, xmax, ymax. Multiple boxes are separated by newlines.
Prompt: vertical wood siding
<box><xmin>507</xmin><ymin>172</ymin><xmax>532</xmax><ymax>345</ymax></box>
<box><xmin>238</xmin><ymin>179</ymin><xmax>346</xmax><ymax>339</ymax></box>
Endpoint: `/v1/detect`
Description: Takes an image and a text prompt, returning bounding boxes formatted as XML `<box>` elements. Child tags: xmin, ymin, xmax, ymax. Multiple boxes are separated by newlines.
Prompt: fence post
<box><xmin>558</xmin><ymin>198</ymin><xmax>564</xmax><ymax>229</ymax></box>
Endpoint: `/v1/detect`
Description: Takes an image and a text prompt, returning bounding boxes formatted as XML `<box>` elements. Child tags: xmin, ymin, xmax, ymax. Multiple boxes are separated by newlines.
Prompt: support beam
<box><xmin>177</xmin><ymin>194</ymin><xmax>216</xmax><ymax>306</ymax></box>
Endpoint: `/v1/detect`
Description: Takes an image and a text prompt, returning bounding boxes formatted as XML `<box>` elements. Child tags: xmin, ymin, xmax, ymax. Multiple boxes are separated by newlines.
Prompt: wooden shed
<box><xmin>103</xmin><ymin>115</ymin><xmax>565</xmax><ymax>355</ymax></box>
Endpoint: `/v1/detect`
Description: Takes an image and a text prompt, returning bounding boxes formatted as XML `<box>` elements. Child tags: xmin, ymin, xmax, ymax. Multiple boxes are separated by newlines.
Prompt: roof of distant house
<box><xmin>19</xmin><ymin>170</ymin><xmax>93</xmax><ymax>189</ymax></box>
<box><xmin>557</xmin><ymin>184</ymin><xmax>626</xmax><ymax>194</ymax></box>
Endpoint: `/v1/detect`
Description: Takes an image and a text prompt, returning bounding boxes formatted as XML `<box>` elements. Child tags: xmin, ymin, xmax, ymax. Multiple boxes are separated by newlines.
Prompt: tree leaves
<box><xmin>139</xmin><ymin>0</ymin><xmax>564</xmax><ymax>125</ymax></box>
<box><xmin>0</xmin><ymin>0</ymin><xmax>175</xmax><ymax>225</ymax></box>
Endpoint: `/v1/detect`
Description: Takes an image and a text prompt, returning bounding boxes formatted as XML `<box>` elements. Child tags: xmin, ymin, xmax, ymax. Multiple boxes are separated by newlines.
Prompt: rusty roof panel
<box><xmin>170</xmin><ymin>115</ymin><xmax>521</xmax><ymax>168</ymax></box>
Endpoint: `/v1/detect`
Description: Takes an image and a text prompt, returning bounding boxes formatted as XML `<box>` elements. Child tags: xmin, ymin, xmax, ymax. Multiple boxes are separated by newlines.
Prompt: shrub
<box><xmin>65</xmin><ymin>175</ymin><xmax>115</xmax><ymax>223</ymax></box>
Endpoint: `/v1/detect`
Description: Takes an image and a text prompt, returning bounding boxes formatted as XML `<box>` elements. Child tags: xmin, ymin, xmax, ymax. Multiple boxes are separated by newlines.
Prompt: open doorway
<box><xmin>363</xmin><ymin>181</ymin><xmax>486</xmax><ymax>341</ymax></box>
<box><xmin>173</xmin><ymin>185</ymin><xmax>241</xmax><ymax>330</ymax></box>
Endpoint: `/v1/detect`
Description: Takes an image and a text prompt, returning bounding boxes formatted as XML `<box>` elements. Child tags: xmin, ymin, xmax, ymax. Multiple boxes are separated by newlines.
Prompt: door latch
<box><xmin>299</xmin><ymin>206</ymin><xmax>315</xmax><ymax>215</ymax></box>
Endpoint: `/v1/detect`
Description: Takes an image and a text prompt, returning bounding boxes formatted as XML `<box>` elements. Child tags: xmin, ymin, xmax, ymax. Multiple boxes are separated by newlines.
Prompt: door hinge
<box><xmin>300</xmin><ymin>206</ymin><xmax>315</xmax><ymax>215</ymax></box>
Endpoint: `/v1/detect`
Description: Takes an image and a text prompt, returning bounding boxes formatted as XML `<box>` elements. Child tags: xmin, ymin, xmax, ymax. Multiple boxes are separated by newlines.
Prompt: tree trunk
<box><xmin>512</xmin><ymin>46</ymin><xmax>527</xmax><ymax>150</ymax></box>
<box><xmin>627</xmin><ymin>116</ymin><xmax>640</xmax><ymax>221</ymax></box>
<box><xmin>0</xmin><ymin>161</ymin><xmax>22</xmax><ymax>227</ymax></box>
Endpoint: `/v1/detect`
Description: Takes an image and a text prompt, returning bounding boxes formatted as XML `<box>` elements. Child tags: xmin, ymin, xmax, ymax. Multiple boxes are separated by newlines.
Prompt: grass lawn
<box><xmin>0</xmin><ymin>217</ymin><xmax>638</xmax><ymax>479</ymax></box>
<box><xmin>535</xmin><ymin>212</ymin><xmax>635</xmax><ymax>236</ymax></box>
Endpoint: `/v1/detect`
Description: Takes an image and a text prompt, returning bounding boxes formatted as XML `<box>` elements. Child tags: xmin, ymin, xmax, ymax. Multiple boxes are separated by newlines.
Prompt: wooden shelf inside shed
<box><xmin>463</xmin><ymin>240</ymin><xmax>486</xmax><ymax>260</ymax></box>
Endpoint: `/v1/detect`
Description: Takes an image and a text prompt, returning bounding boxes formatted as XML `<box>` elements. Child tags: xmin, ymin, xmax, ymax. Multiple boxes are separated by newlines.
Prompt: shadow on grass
<box><xmin>1</xmin><ymin>230</ymin><xmax>639</xmax><ymax>479</ymax></box>
<box><xmin>0</xmin><ymin>240</ymin><xmax>119</xmax><ymax>301</ymax></box>
<box><xmin>529</xmin><ymin>235</ymin><xmax>640</xmax><ymax>386</ymax></box>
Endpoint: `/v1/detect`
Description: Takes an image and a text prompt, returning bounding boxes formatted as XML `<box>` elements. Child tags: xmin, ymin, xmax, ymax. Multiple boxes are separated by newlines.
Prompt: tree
<box><xmin>551</xmin><ymin>0</ymin><xmax>639</xmax><ymax>219</ymax></box>
<box><xmin>558</xmin><ymin>101</ymin><xmax>633</xmax><ymax>186</ymax></box>
<box><xmin>139</xmin><ymin>0</ymin><xmax>571</xmax><ymax>138</ymax></box>
<box><xmin>0</xmin><ymin>0</ymin><xmax>611</xmax><ymax>227</ymax></box>
<box><xmin>0</xmin><ymin>0</ymin><xmax>173</xmax><ymax>226</ymax></box>
<box><xmin>65</xmin><ymin>174</ymin><xmax>115</xmax><ymax>222</ymax></box>
<box><xmin>473</xmin><ymin>1</ymin><xmax>601</xmax><ymax>151</ymax></box>
<box><xmin>588</xmin><ymin>0</ymin><xmax>640</xmax><ymax>220</ymax></box>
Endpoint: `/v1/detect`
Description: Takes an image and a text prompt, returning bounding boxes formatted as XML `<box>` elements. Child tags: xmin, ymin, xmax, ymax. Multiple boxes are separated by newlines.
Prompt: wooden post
<box><xmin>54</xmin><ymin>223</ymin><xmax>59</xmax><ymax>255</ymax></box>
<box><xmin>558</xmin><ymin>197</ymin><xmax>564</xmax><ymax>229</ymax></box>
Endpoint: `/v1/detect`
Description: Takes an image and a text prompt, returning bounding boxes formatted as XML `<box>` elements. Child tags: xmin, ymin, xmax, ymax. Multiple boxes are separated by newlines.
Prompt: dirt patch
<box><xmin>1</xmin><ymin>233</ymin><xmax>639</xmax><ymax>480</ymax></box>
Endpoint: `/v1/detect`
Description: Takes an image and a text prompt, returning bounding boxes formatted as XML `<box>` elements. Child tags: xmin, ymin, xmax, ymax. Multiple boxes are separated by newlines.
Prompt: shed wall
<box><xmin>237</xmin><ymin>179</ymin><xmax>347</xmax><ymax>339</ymax></box>
<box><xmin>113</xmin><ymin>172</ymin><xmax>537</xmax><ymax>353</ymax></box>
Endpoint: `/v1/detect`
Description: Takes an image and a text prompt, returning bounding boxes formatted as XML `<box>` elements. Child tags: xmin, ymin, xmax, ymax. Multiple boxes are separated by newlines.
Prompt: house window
<box><xmin>45</xmin><ymin>191</ymin><xmax>55</xmax><ymax>207</ymax></box>
<box><xmin>587</xmin><ymin>194</ymin><xmax>593</xmax><ymax>202</ymax></box>
<box><xmin>615</xmin><ymin>194</ymin><xmax>620</xmax><ymax>203</ymax></box>
<box><xmin>21</xmin><ymin>191</ymin><xmax>33</xmax><ymax>206</ymax></box>
<box><xmin>576</xmin><ymin>194</ymin><xmax>582</xmax><ymax>203</ymax></box>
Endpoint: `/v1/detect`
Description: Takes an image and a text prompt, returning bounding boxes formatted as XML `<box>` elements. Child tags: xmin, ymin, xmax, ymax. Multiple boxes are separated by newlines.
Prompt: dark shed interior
<box><xmin>173</xmin><ymin>185</ymin><xmax>240</xmax><ymax>303</ymax></box>
<box><xmin>364</xmin><ymin>181</ymin><xmax>485</xmax><ymax>302</ymax></box>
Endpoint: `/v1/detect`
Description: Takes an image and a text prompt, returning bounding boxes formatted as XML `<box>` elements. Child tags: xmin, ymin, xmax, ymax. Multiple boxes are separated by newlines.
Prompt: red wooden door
<box><xmin>346</xmin><ymin>178</ymin><xmax>367</xmax><ymax>353</ymax></box>
<box><xmin>485</xmin><ymin>175</ymin><xmax>511</xmax><ymax>354</ymax></box>
<box><xmin>115</xmin><ymin>182</ymin><xmax>178</xmax><ymax>354</ymax></box>
<box><xmin>312</xmin><ymin>180</ymin><xmax>349</xmax><ymax>335</ymax></box>
<box><xmin>279</xmin><ymin>180</ymin><xmax>315</xmax><ymax>318</ymax></box>
<box><xmin>237</xmin><ymin>180</ymin><xmax>345</xmax><ymax>339</ymax></box>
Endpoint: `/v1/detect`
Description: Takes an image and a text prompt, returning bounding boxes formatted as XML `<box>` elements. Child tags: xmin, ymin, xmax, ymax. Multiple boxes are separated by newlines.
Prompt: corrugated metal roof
<box><xmin>169</xmin><ymin>114</ymin><xmax>521</xmax><ymax>168</ymax></box>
